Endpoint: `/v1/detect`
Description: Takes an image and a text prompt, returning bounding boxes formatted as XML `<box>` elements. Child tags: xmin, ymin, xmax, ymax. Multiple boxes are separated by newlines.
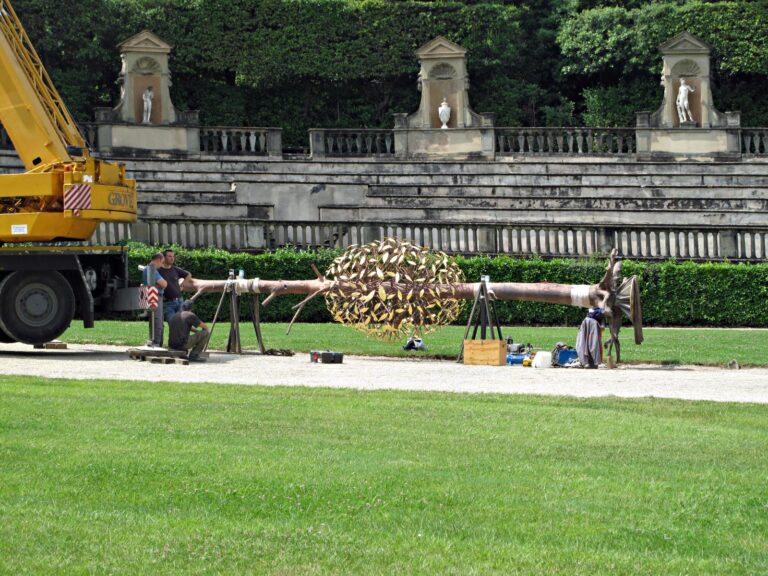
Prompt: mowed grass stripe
<box><xmin>0</xmin><ymin>376</ymin><xmax>766</xmax><ymax>574</ymax></box>
<box><xmin>60</xmin><ymin>321</ymin><xmax>768</xmax><ymax>366</ymax></box>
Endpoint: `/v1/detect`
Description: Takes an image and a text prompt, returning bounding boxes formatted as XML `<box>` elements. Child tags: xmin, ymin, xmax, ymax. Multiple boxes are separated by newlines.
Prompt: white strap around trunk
<box><xmin>570</xmin><ymin>284</ymin><xmax>592</xmax><ymax>308</ymax></box>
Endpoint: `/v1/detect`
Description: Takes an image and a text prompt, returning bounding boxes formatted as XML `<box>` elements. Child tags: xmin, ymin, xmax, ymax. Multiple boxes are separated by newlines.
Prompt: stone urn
<box><xmin>438</xmin><ymin>98</ymin><xmax>451</xmax><ymax>129</ymax></box>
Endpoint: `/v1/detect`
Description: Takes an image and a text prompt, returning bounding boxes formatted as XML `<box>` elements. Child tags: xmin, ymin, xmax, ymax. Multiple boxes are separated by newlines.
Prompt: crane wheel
<box><xmin>0</xmin><ymin>327</ymin><xmax>15</xmax><ymax>343</ymax></box>
<box><xmin>0</xmin><ymin>271</ymin><xmax>75</xmax><ymax>345</ymax></box>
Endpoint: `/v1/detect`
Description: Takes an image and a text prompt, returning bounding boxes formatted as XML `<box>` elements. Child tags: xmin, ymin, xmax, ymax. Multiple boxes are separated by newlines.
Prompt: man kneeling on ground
<box><xmin>169</xmin><ymin>300</ymin><xmax>210</xmax><ymax>361</ymax></box>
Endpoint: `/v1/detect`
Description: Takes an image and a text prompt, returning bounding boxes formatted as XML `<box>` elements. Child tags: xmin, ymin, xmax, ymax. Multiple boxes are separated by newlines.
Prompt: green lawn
<box><xmin>61</xmin><ymin>321</ymin><xmax>768</xmax><ymax>366</ymax></box>
<box><xmin>0</xmin><ymin>376</ymin><xmax>766</xmax><ymax>574</ymax></box>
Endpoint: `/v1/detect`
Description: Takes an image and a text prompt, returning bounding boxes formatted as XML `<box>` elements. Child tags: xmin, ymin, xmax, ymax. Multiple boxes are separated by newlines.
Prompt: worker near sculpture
<box><xmin>168</xmin><ymin>300</ymin><xmax>210</xmax><ymax>361</ymax></box>
<box><xmin>576</xmin><ymin>307</ymin><xmax>604</xmax><ymax>369</ymax></box>
<box><xmin>158</xmin><ymin>249</ymin><xmax>191</xmax><ymax>323</ymax></box>
<box><xmin>143</xmin><ymin>253</ymin><xmax>168</xmax><ymax>347</ymax></box>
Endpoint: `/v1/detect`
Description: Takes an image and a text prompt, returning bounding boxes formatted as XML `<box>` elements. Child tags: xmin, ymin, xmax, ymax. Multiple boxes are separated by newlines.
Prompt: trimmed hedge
<box><xmin>127</xmin><ymin>243</ymin><xmax>768</xmax><ymax>327</ymax></box>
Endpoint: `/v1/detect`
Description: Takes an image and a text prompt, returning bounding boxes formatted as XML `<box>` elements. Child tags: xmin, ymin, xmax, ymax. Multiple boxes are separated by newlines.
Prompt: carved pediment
<box><xmin>416</xmin><ymin>36</ymin><xmax>467</xmax><ymax>59</ymax></box>
<box><xmin>118</xmin><ymin>30</ymin><xmax>173</xmax><ymax>54</ymax></box>
<box><xmin>659</xmin><ymin>32</ymin><xmax>711</xmax><ymax>55</ymax></box>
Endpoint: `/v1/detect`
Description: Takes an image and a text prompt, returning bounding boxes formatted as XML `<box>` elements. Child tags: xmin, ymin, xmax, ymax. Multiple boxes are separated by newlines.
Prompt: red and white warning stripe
<box><xmin>139</xmin><ymin>286</ymin><xmax>159</xmax><ymax>310</ymax></box>
<box><xmin>63</xmin><ymin>183</ymin><xmax>92</xmax><ymax>210</ymax></box>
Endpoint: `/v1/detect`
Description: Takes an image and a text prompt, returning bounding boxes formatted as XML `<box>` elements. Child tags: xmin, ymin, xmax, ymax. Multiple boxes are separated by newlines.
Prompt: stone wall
<box><xmin>1</xmin><ymin>150</ymin><xmax>767</xmax><ymax>260</ymax></box>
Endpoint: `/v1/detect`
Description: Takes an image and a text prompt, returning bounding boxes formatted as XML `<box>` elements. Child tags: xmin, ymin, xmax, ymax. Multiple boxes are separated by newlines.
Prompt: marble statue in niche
<box><xmin>142</xmin><ymin>86</ymin><xmax>154</xmax><ymax>124</ymax></box>
<box><xmin>676</xmin><ymin>78</ymin><xmax>695</xmax><ymax>124</ymax></box>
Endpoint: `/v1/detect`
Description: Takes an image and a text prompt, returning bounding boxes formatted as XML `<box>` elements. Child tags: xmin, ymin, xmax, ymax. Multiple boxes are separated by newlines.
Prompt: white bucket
<box><xmin>532</xmin><ymin>351</ymin><xmax>552</xmax><ymax>369</ymax></box>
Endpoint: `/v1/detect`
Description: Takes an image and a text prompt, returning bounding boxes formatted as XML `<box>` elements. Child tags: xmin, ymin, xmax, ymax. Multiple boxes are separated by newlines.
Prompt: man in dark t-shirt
<box><xmin>159</xmin><ymin>249</ymin><xmax>192</xmax><ymax>323</ymax></box>
<box><xmin>169</xmin><ymin>300</ymin><xmax>209</xmax><ymax>361</ymax></box>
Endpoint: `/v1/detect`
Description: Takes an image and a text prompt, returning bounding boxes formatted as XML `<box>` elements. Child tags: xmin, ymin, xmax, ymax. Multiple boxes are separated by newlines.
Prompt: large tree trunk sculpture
<box><xmin>181</xmin><ymin>241</ymin><xmax>642</xmax><ymax>362</ymax></box>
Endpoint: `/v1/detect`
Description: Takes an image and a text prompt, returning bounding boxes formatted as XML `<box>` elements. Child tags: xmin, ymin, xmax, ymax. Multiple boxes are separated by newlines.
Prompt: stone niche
<box><xmin>636</xmin><ymin>32</ymin><xmax>740</xmax><ymax>159</ymax></box>
<box><xmin>94</xmin><ymin>30</ymin><xmax>200</xmax><ymax>155</ymax></box>
<box><xmin>393</xmin><ymin>36</ymin><xmax>495</xmax><ymax>159</ymax></box>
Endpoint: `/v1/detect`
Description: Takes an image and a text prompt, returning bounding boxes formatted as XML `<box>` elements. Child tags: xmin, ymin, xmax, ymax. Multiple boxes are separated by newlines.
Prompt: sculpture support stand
<box><xmin>227</xmin><ymin>272</ymin><xmax>242</xmax><ymax>354</ymax></box>
<box><xmin>456</xmin><ymin>278</ymin><xmax>503</xmax><ymax>363</ymax></box>
<box><xmin>248</xmin><ymin>294</ymin><xmax>267</xmax><ymax>354</ymax></box>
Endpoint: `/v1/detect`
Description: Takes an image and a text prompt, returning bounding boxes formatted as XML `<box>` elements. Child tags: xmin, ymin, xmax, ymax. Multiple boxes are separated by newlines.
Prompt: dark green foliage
<box><xmin>28</xmin><ymin>0</ymin><xmax>768</xmax><ymax>144</ymax></box>
<box><xmin>127</xmin><ymin>243</ymin><xmax>768</xmax><ymax>327</ymax></box>
<box><xmin>581</xmin><ymin>78</ymin><xmax>661</xmax><ymax>127</ymax></box>
<box><xmin>559</xmin><ymin>2</ymin><xmax>768</xmax><ymax>125</ymax></box>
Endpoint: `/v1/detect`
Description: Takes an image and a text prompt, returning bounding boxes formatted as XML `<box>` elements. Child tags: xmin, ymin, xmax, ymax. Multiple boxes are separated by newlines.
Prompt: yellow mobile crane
<box><xmin>0</xmin><ymin>0</ymin><xmax>138</xmax><ymax>344</ymax></box>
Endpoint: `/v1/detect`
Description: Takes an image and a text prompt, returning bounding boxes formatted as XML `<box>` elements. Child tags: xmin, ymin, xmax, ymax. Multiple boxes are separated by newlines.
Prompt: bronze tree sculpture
<box><xmin>182</xmin><ymin>238</ymin><xmax>643</xmax><ymax>362</ymax></box>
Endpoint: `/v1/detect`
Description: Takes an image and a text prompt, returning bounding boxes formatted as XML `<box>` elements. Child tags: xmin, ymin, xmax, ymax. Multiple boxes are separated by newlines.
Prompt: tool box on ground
<box><xmin>552</xmin><ymin>343</ymin><xmax>579</xmax><ymax>367</ymax></box>
<box><xmin>310</xmin><ymin>351</ymin><xmax>344</xmax><ymax>364</ymax></box>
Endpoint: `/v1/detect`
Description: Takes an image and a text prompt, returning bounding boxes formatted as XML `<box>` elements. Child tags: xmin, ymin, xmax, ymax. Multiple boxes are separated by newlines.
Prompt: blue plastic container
<box><xmin>506</xmin><ymin>353</ymin><xmax>528</xmax><ymax>365</ymax></box>
<box><xmin>552</xmin><ymin>349</ymin><xmax>578</xmax><ymax>366</ymax></box>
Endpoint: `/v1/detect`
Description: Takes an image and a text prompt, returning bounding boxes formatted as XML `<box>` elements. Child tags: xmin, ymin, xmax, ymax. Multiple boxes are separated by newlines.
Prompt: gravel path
<box><xmin>1</xmin><ymin>343</ymin><xmax>766</xmax><ymax>404</ymax></box>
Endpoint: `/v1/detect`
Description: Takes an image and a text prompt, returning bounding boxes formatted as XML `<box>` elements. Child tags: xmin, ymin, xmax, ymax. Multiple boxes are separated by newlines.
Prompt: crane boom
<box><xmin>0</xmin><ymin>0</ymin><xmax>136</xmax><ymax>243</ymax></box>
<box><xmin>0</xmin><ymin>0</ymin><xmax>85</xmax><ymax>168</ymax></box>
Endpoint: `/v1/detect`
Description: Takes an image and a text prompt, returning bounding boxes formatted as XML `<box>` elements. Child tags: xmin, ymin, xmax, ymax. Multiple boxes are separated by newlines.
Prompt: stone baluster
<box><xmin>542</xmin><ymin>131</ymin><xmax>551</xmax><ymax>153</ymax></box>
<box><xmin>743</xmin><ymin>133</ymin><xmax>752</xmax><ymax>153</ymax></box>
<box><xmin>573</xmin><ymin>130</ymin><xmax>582</xmax><ymax>153</ymax></box>
<box><xmin>585</xmin><ymin>130</ymin><xmax>594</xmax><ymax>153</ymax></box>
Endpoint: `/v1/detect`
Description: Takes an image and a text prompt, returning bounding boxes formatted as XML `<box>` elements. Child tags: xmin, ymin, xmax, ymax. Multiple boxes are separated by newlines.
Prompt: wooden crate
<box><xmin>463</xmin><ymin>340</ymin><xmax>506</xmax><ymax>366</ymax></box>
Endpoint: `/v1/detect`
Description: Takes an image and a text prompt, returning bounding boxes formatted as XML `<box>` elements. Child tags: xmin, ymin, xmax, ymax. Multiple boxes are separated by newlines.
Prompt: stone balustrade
<box><xmin>110</xmin><ymin>219</ymin><xmax>767</xmax><ymax>261</ymax></box>
<box><xmin>742</xmin><ymin>129</ymin><xmax>768</xmax><ymax>154</ymax></box>
<box><xmin>496</xmin><ymin>127</ymin><xmax>636</xmax><ymax>155</ymax></box>
<box><xmin>310</xmin><ymin>129</ymin><xmax>395</xmax><ymax>159</ymax></box>
<box><xmin>199</xmin><ymin>127</ymin><xmax>282</xmax><ymax>157</ymax></box>
<box><xmin>4</xmin><ymin>123</ymin><xmax>768</xmax><ymax>158</ymax></box>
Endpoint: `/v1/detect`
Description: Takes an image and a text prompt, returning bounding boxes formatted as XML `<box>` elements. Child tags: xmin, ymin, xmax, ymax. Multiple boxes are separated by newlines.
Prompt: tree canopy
<box><xmin>12</xmin><ymin>0</ymin><xmax>768</xmax><ymax>147</ymax></box>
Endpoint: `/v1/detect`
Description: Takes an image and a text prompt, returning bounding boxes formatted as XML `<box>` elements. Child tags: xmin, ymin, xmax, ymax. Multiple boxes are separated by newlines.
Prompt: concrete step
<box><xmin>140</xmin><ymin>171</ymin><xmax>768</xmax><ymax>187</ymax></box>
<box><xmin>139</xmin><ymin>202</ymin><xmax>249</xmax><ymax>220</ymax></box>
<box><xmin>120</xmin><ymin>156</ymin><xmax>768</xmax><ymax>176</ymax></box>
<box><xmin>126</xmin><ymin>164</ymin><xmax>768</xmax><ymax>181</ymax></box>
<box><xmin>138</xmin><ymin>183</ymin><xmax>768</xmax><ymax>203</ymax></box>
<box><xmin>1</xmin><ymin>148</ymin><xmax>766</xmax><ymax>177</ymax></box>
<box><xmin>366</xmin><ymin>185</ymin><xmax>768</xmax><ymax>199</ymax></box>
<box><xmin>130</xmin><ymin>168</ymin><xmax>768</xmax><ymax>184</ymax></box>
<box><xmin>360</xmin><ymin>194</ymin><xmax>768</xmax><ymax>212</ymax></box>
<box><xmin>138</xmin><ymin>191</ymin><xmax>237</xmax><ymax>204</ymax></box>
<box><xmin>318</xmin><ymin>205</ymin><xmax>765</xmax><ymax>226</ymax></box>
<box><xmin>136</xmin><ymin>180</ymin><xmax>234</xmax><ymax>193</ymax></box>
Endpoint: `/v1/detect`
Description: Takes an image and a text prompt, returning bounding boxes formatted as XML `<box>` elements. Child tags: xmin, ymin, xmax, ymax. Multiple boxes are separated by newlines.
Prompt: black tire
<box><xmin>0</xmin><ymin>271</ymin><xmax>75</xmax><ymax>345</ymax></box>
<box><xmin>0</xmin><ymin>327</ymin><xmax>15</xmax><ymax>343</ymax></box>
